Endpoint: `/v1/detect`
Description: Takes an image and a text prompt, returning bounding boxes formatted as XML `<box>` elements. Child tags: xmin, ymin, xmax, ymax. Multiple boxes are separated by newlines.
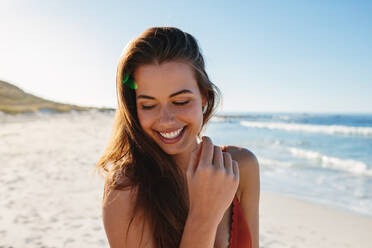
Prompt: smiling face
<box><xmin>134</xmin><ymin>61</ymin><xmax>206</xmax><ymax>155</ymax></box>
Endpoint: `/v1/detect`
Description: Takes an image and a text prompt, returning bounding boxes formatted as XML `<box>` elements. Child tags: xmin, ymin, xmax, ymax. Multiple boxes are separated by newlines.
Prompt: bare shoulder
<box><xmin>223</xmin><ymin>145</ymin><xmax>258</xmax><ymax>165</ymax></box>
<box><xmin>102</xmin><ymin>175</ymin><xmax>155</xmax><ymax>248</ymax></box>
<box><xmin>223</xmin><ymin>146</ymin><xmax>260</xmax><ymax>201</ymax></box>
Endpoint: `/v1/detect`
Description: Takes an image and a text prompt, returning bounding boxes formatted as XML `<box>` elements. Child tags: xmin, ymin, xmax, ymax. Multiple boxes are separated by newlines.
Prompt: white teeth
<box><xmin>159</xmin><ymin>127</ymin><xmax>184</xmax><ymax>139</ymax></box>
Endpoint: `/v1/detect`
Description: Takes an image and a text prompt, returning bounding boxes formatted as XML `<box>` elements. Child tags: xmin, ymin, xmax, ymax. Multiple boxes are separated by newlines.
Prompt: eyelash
<box><xmin>141</xmin><ymin>101</ymin><xmax>190</xmax><ymax>110</ymax></box>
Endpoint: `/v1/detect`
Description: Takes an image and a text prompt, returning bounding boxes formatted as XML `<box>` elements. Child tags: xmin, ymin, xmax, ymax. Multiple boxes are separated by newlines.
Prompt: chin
<box><xmin>162</xmin><ymin>149</ymin><xmax>182</xmax><ymax>155</ymax></box>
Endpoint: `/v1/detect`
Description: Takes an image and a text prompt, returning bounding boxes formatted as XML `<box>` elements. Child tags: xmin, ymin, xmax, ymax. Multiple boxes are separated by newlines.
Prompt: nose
<box><xmin>158</xmin><ymin>105</ymin><xmax>175</xmax><ymax>124</ymax></box>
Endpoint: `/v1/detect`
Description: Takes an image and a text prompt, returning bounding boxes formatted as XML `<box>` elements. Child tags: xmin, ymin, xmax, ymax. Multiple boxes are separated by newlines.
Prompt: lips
<box><xmin>155</xmin><ymin>125</ymin><xmax>187</xmax><ymax>144</ymax></box>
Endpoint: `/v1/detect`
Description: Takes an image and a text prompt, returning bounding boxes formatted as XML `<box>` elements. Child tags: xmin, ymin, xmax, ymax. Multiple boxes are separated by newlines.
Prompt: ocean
<box><xmin>206</xmin><ymin>112</ymin><xmax>372</xmax><ymax>218</ymax></box>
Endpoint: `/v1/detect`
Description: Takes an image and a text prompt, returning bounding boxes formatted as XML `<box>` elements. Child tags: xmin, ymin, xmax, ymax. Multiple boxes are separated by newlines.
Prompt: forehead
<box><xmin>134</xmin><ymin>61</ymin><xmax>199</xmax><ymax>97</ymax></box>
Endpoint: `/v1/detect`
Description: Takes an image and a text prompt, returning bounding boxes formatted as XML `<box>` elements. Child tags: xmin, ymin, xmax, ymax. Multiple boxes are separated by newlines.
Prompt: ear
<box><xmin>202</xmin><ymin>97</ymin><xmax>207</xmax><ymax>108</ymax></box>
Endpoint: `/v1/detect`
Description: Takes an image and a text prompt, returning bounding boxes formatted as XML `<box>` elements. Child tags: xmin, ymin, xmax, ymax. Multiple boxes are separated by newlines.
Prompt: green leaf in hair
<box><xmin>123</xmin><ymin>74</ymin><xmax>129</xmax><ymax>84</ymax></box>
<box><xmin>122</xmin><ymin>74</ymin><xmax>137</xmax><ymax>89</ymax></box>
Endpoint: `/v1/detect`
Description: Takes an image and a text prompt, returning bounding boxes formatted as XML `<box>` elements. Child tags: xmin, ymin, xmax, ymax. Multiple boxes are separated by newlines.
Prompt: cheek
<box><xmin>137</xmin><ymin>109</ymin><xmax>154</xmax><ymax>130</ymax></box>
<box><xmin>179</xmin><ymin>102</ymin><xmax>203</xmax><ymax>123</ymax></box>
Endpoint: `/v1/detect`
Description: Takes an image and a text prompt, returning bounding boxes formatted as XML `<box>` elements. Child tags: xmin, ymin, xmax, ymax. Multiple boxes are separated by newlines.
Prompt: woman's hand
<box><xmin>186</xmin><ymin>136</ymin><xmax>239</xmax><ymax>224</ymax></box>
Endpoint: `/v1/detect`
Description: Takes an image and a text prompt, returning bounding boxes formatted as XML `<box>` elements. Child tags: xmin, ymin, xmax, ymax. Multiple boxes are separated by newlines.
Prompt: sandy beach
<box><xmin>1</xmin><ymin>110</ymin><xmax>371</xmax><ymax>247</ymax></box>
<box><xmin>260</xmin><ymin>191</ymin><xmax>372</xmax><ymax>248</ymax></box>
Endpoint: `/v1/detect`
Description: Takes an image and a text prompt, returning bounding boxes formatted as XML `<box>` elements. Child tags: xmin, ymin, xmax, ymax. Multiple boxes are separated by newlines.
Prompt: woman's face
<box><xmin>134</xmin><ymin>61</ymin><xmax>206</xmax><ymax>155</ymax></box>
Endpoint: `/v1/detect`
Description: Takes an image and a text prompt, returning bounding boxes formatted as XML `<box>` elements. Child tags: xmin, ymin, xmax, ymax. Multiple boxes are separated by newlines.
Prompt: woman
<box><xmin>95</xmin><ymin>27</ymin><xmax>260</xmax><ymax>248</ymax></box>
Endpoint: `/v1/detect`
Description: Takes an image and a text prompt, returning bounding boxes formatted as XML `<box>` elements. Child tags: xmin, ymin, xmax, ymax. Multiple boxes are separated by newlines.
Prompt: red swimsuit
<box><xmin>229</xmin><ymin>195</ymin><xmax>252</xmax><ymax>248</ymax></box>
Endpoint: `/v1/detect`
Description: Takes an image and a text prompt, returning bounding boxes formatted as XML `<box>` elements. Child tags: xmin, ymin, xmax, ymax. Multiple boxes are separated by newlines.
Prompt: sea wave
<box><xmin>240</xmin><ymin>121</ymin><xmax>372</xmax><ymax>137</ymax></box>
<box><xmin>287</xmin><ymin>147</ymin><xmax>372</xmax><ymax>177</ymax></box>
<box><xmin>258</xmin><ymin>157</ymin><xmax>294</xmax><ymax>168</ymax></box>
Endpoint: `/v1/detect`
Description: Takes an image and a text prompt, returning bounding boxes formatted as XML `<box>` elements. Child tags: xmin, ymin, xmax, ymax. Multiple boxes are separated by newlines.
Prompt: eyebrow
<box><xmin>137</xmin><ymin>89</ymin><xmax>194</xmax><ymax>99</ymax></box>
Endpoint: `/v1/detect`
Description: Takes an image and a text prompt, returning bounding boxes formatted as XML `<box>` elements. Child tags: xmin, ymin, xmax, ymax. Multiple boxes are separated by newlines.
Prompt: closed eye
<box><xmin>173</xmin><ymin>100</ymin><xmax>190</xmax><ymax>106</ymax></box>
<box><xmin>141</xmin><ymin>100</ymin><xmax>190</xmax><ymax>110</ymax></box>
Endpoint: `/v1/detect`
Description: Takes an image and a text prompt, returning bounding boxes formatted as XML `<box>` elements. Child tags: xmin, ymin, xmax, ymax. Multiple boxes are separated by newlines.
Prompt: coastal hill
<box><xmin>0</xmin><ymin>80</ymin><xmax>114</xmax><ymax>114</ymax></box>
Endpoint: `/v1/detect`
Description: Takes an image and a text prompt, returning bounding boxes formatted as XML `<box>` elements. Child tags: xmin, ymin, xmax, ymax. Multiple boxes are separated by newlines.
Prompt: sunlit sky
<box><xmin>1</xmin><ymin>0</ymin><xmax>371</xmax><ymax>113</ymax></box>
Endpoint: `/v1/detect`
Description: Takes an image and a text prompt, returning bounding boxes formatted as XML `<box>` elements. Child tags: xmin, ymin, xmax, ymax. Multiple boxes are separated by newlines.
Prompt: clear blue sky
<box><xmin>1</xmin><ymin>0</ymin><xmax>371</xmax><ymax>113</ymax></box>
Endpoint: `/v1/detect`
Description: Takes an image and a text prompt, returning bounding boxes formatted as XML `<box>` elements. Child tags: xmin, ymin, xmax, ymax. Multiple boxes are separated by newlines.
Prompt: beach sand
<box><xmin>1</xmin><ymin>110</ymin><xmax>371</xmax><ymax>247</ymax></box>
<box><xmin>260</xmin><ymin>192</ymin><xmax>372</xmax><ymax>248</ymax></box>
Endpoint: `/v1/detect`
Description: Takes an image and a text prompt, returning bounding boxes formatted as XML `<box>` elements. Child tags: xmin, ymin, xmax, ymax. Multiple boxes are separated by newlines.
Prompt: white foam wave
<box><xmin>258</xmin><ymin>157</ymin><xmax>293</xmax><ymax>168</ymax></box>
<box><xmin>240</xmin><ymin>121</ymin><xmax>372</xmax><ymax>137</ymax></box>
<box><xmin>210</xmin><ymin>116</ymin><xmax>226</xmax><ymax>122</ymax></box>
<box><xmin>287</xmin><ymin>147</ymin><xmax>372</xmax><ymax>176</ymax></box>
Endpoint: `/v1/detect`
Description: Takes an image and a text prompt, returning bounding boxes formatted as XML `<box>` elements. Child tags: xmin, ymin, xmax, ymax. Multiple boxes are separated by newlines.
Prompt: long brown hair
<box><xmin>95</xmin><ymin>27</ymin><xmax>221</xmax><ymax>247</ymax></box>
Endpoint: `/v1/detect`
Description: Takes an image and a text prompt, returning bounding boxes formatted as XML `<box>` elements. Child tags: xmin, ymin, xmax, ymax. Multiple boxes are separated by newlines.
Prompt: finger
<box><xmin>198</xmin><ymin>136</ymin><xmax>214</xmax><ymax>168</ymax></box>
<box><xmin>223</xmin><ymin>152</ymin><xmax>232</xmax><ymax>173</ymax></box>
<box><xmin>187</xmin><ymin>143</ymin><xmax>202</xmax><ymax>174</ymax></box>
<box><xmin>212</xmin><ymin>146</ymin><xmax>224</xmax><ymax>170</ymax></box>
<box><xmin>232</xmin><ymin>160</ymin><xmax>239</xmax><ymax>181</ymax></box>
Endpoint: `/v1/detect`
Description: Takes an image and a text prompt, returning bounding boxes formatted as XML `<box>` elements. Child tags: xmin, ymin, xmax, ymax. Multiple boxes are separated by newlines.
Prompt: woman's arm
<box><xmin>238</xmin><ymin>148</ymin><xmax>260</xmax><ymax>248</ymax></box>
<box><xmin>102</xmin><ymin>188</ymin><xmax>155</xmax><ymax>247</ymax></box>
<box><xmin>179</xmin><ymin>213</ymin><xmax>220</xmax><ymax>248</ymax></box>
